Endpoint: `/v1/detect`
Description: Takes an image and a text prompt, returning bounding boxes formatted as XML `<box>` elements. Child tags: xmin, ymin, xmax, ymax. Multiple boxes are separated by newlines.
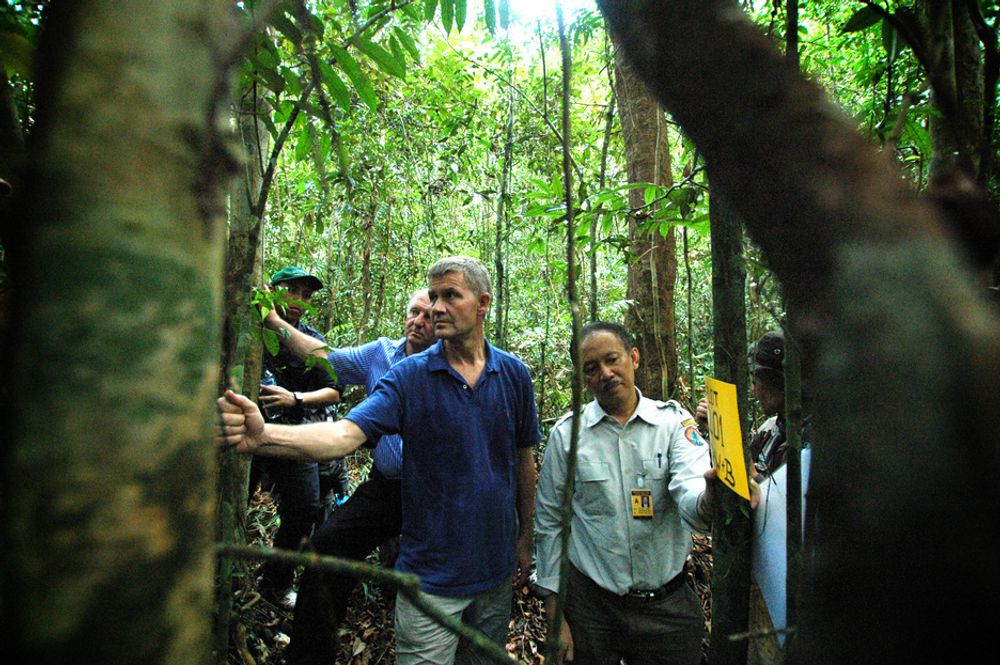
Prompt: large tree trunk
<box><xmin>598</xmin><ymin>0</ymin><xmax>1000</xmax><ymax>662</ymax></box>
<box><xmin>613</xmin><ymin>39</ymin><xmax>679</xmax><ymax>400</ymax></box>
<box><xmin>5</xmin><ymin>2</ymin><xmax>236</xmax><ymax>662</ymax></box>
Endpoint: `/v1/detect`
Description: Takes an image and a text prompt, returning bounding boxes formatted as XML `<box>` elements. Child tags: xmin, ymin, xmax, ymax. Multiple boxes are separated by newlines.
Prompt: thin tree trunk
<box><xmin>6</xmin><ymin>2</ymin><xmax>236</xmax><ymax>662</ymax></box>
<box><xmin>214</xmin><ymin>85</ymin><xmax>269</xmax><ymax>663</ymax></box>
<box><xmin>546</xmin><ymin>8</ymin><xmax>585</xmax><ymax>663</ymax></box>
<box><xmin>613</xmin><ymin>38</ymin><xmax>679</xmax><ymax>400</ymax></box>
<box><xmin>707</xmin><ymin>187</ymin><xmax>752</xmax><ymax>665</ymax></box>
<box><xmin>494</xmin><ymin>66</ymin><xmax>514</xmax><ymax>347</ymax></box>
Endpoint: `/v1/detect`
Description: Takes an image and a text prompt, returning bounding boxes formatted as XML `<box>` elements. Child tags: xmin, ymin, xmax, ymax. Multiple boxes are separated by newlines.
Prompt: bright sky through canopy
<box><xmin>507</xmin><ymin>0</ymin><xmax>596</xmax><ymax>24</ymax></box>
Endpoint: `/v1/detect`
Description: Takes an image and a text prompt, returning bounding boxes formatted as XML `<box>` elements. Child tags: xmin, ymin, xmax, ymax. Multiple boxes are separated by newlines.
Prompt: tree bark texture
<box><xmin>613</xmin><ymin>40</ymin><xmax>679</xmax><ymax>401</ymax></box>
<box><xmin>708</xmin><ymin>188</ymin><xmax>752</xmax><ymax>665</ymax></box>
<box><xmin>6</xmin><ymin>2</ymin><xmax>235</xmax><ymax>663</ymax></box>
<box><xmin>214</xmin><ymin>86</ymin><xmax>269</xmax><ymax>662</ymax></box>
<box><xmin>917</xmin><ymin>0</ymin><xmax>986</xmax><ymax>181</ymax></box>
<box><xmin>598</xmin><ymin>0</ymin><xmax>1000</xmax><ymax>662</ymax></box>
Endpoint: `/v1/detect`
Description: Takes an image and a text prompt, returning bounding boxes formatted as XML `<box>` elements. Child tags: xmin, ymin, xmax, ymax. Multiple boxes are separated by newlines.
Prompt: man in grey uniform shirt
<box><xmin>534</xmin><ymin>321</ymin><xmax>720</xmax><ymax>665</ymax></box>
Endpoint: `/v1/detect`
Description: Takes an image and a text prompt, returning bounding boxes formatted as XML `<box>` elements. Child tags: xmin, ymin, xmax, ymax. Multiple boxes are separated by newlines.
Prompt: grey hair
<box><xmin>427</xmin><ymin>256</ymin><xmax>491</xmax><ymax>297</ymax></box>
<box><xmin>407</xmin><ymin>288</ymin><xmax>430</xmax><ymax>303</ymax></box>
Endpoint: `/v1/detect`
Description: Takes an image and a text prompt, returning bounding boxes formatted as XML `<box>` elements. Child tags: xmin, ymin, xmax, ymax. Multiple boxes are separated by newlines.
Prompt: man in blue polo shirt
<box><xmin>218</xmin><ymin>256</ymin><xmax>540</xmax><ymax>665</ymax></box>
<box><xmin>260</xmin><ymin>288</ymin><xmax>435</xmax><ymax>664</ymax></box>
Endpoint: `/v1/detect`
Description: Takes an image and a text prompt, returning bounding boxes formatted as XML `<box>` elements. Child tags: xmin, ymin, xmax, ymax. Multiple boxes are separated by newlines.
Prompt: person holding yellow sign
<box><xmin>534</xmin><ymin>321</ymin><xmax>717</xmax><ymax>665</ymax></box>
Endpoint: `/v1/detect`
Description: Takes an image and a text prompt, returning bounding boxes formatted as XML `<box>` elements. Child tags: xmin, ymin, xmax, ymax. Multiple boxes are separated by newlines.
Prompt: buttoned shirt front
<box><xmin>535</xmin><ymin>391</ymin><xmax>710</xmax><ymax>596</ymax></box>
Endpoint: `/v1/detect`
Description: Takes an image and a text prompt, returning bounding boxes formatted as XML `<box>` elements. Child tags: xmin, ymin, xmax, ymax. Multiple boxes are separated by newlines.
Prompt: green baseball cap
<box><xmin>269</xmin><ymin>266</ymin><xmax>323</xmax><ymax>291</ymax></box>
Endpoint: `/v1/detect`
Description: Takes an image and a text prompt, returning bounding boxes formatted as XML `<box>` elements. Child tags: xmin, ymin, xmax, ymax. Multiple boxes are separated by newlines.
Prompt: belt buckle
<box><xmin>627</xmin><ymin>588</ymin><xmax>658</xmax><ymax>600</ymax></box>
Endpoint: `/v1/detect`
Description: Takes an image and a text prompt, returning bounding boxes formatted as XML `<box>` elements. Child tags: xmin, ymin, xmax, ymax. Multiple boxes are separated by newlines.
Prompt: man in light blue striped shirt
<box><xmin>262</xmin><ymin>289</ymin><xmax>434</xmax><ymax>664</ymax></box>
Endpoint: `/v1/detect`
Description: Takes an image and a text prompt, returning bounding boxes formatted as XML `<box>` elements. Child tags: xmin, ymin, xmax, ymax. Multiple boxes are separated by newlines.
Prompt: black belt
<box><xmin>623</xmin><ymin>571</ymin><xmax>686</xmax><ymax>602</ymax></box>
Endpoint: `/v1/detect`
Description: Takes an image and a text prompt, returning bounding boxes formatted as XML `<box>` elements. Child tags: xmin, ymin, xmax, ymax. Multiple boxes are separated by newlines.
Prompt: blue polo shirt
<box><xmin>346</xmin><ymin>339</ymin><xmax>541</xmax><ymax>596</ymax></box>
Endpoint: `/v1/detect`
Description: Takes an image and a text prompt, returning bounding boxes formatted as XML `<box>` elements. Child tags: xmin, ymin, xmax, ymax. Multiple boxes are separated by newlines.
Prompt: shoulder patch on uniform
<box><xmin>681</xmin><ymin>418</ymin><xmax>697</xmax><ymax>427</ymax></box>
<box><xmin>684</xmin><ymin>424</ymin><xmax>707</xmax><ymax>446</ymax></box>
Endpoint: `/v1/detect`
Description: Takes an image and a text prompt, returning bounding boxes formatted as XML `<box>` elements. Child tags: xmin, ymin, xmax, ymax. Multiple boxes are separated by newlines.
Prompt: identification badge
<box><xmin>631</xmin><ymin>489</ymin><xmax>653</xmax><ymax>519</ymax></box>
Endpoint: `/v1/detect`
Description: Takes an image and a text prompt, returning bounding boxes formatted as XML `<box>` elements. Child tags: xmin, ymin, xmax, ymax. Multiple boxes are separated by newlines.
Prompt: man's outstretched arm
<box><xmin>215</xmin><ymin>390</ymin><xmax>366</xmax><ymax>461</ymax></box>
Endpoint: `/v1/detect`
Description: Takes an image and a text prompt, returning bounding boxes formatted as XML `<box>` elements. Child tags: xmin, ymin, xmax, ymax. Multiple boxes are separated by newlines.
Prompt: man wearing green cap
<box><xmin>254</xmin><ymin>266</ymin><xmax>346</xmax><ymax>610</ymax></box>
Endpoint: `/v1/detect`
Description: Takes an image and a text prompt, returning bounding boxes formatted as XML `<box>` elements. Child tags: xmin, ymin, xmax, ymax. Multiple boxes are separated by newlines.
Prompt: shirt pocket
<box><xmin>575</xmin><ymin>461</ymin><xmax>615</xmax><ymax>517</ymax></box>
<box><xmin>642</xmin><ymin>458</ymin><xmax>667</xmax><ymax>480</ymax></box>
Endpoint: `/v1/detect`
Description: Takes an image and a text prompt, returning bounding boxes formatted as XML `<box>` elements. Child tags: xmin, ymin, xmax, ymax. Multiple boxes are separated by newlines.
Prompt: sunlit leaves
<box><xmin>356</xmin><ymin>36</ymin><xmax>407</xmax><ymax>78</ymax></box>
<box><xmin>331</xmin><ymin>45</ymin><xmax>378</xmax><ymax>111</ymax></box>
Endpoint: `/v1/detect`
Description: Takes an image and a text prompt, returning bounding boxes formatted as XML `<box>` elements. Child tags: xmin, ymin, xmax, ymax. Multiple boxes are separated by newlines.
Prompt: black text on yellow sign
<box><xmin>705</xmin><ymin>377</ymin><xmax>752</xmax><ymax>501</ymax></box>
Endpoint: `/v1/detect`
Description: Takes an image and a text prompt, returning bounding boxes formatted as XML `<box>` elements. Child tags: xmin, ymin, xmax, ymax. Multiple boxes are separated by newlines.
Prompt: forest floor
<box><xmin>231</xmin><ymin>457</ymin><xmax>715</xmax><ymax>665</ymax></box>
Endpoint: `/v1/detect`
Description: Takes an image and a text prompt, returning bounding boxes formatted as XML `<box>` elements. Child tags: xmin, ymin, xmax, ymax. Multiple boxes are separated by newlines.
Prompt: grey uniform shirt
<box><xmin>534</xmin><ymin>391</ymin><xmax>711</xmax><ymax>596</ymax></box>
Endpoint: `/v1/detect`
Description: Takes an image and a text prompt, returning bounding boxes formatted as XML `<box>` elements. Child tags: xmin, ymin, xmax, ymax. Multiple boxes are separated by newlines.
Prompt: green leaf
<box><xmin>270</xmin><ymin>12</ymin><xmax>301</xmax><ymax>45</ymax></box>
<box><xmin>483</xmin><ymin>0</ymin><xmax>497</xmax><ymax>35</ymax></box>
<box><xmin>318</xmin><ymin>60</ymin><xmax>351</xmax><ymax>112</ymax></box>
<box><xmin>455</xmin><ymin>0</ymin><xmax>467</xmax><ymax>32</ymax></box>
<box><xmin>441</xmin><ymin>0</ymin><xmax>454</xmax><ymax>34</ymax></box>
<box><xmin>394</xmin><ymin>27</ymin><xmax>421</xmax><ymax>61</ymax></box>
<box><xmin>841</xmin><ymin>6</ymin><xmax>882</xmax><ymax>33</ymax></box>
<box><xmin>294</xmin><ymin>122</ymin><xmax>315</xmax><ymax>161</ymax></box>
<box><xmin>356</xmin><ymin>37</ymin><xmax>406</xmax><ymax>78</ymax></box>
<box><xmin>425</xmin><ymin>0</ymin><xmax>439</xmax><ymax>22</ymax></box>
<box><xmin>331</xmin><ymin>45</ymin><xmax>378</xmax><ymax>111</ymax></box>
<box><xmin>279</xmin><ymin>65</ymin><xmax>303</xmax><ymax>96</ymax></box>
<box><xmin>0</xmin><ymin>30</ymin><xmax>34</xmax><ymax>77</ymax></box>
<box><xmin>499</xmin><ymin>0</ymin><xmax>510</xmax><ymax>29</ymax></box>
<box><xmin>262</xmin><ymin>328</ymin><xmax>281</xmax><ymax>356</ymax></box>
<box><xmin>257</xmin><ymin>64</ymin><xmax>285</xmax><ymax>94</ymax></box>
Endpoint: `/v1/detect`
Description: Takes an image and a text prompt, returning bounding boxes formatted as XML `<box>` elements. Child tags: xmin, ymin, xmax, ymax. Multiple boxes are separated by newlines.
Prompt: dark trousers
<box><xmin>565</xmin><ymin>564</ymin><xmax>704</xmax><ymax>665</ymax></box>
<box><xmin>287</xmin><ymin>467</ymin><xmax>403</xmax><ymax>665</ymax></box>
<box><xmin>252</xmin><ymin>457</ymin><xmax>323</xmax><ymax>592</ymax></box>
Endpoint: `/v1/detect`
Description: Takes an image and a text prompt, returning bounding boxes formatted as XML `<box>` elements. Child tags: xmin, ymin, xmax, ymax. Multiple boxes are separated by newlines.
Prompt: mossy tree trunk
<box><xmin>5</xmin><ymin>2</ymin><xmax>236</xmax><ymax>663</ymax></box>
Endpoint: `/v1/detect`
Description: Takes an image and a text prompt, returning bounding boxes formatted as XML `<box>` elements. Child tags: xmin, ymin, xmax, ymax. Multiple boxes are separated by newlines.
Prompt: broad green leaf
<box><xmin>318</xmin><ymin>60</ymin><xmax>351</xmax><ymax>112</ymax></box>
<box><xmin>841</xmin><ymin>6</ymin><xmax>881</xmax><ymax>33</ymax></box>
<box><xmin>262</xmin><ymin>328</ymin><xmax>280</xmax><ymax>356</ymax></box>
<box><xmin>394</xmin><ymin>27</ymin><xmax>421</xmax><ymax>61</ymax></box>
<box><xmin>389</xmin><ymin>36</ymin><xmax>407</xmax><ymax>68</ymax></box>
<box><xmin>257</xmin><ymin>64</ymin><xmax>285</xmax><ymax>94</ymax></box>
<box><xmin>294</xmin><ymin>122</ymin><xmax>315</xmax><ymax>161</ymax></box>
<box><xmin>331</xmin><ymin>45</ymin><xmax>378</xmax><ymax>111</ymax></box>
<box><xmin>270</xmin><ymin>12</ymin><xmax>301</xmax><ymax>45</ymax></box>
<box><xmin>0</xmin><ymin>30</ymin><xmax>33</xmax><ymax>77</ymax></box>
<box><xmin>483</xmin><ymin>0</ymin><xmax>497</xmax><ymax>35</ymax></box>
<box><xmin>279</xmin><ymin>65</ymin><xmax>303</xmax><ymax>96</ymax></box>
<box><xmin>441</xmin><ymin>0</ymin><xmax>454</xmax><ymax>34</ymax></box>
<box><xmin>402</xmin><ymin>2</ymin><xmax>424</xmax><ymax>21</ymax></box>
<box><xmin>425</xmin><ymin>0</ymin><xmax>439</xmax><ymax>22</ymax></box>
<box><xmin>356</xmin><ymin>37</ymin><xmax>406</xmax><ymax>78</ymax></box>
<box><xmin>255</xmin><ymin>39</ymin><xmax>280</xmax><ymax>69</ymax></box>
<box><xmin>499</xmin><ymin>0</ymin><xmax>510</xmax><ymax>29</ymax></box>
<box><xmin>455</xmin><ymin>0</ymin><xmax>467</xmax><ymax>32</ymax></box>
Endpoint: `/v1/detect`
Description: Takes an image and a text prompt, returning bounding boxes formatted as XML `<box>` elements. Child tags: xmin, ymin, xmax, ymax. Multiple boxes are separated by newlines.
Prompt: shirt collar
<box><xmin>391</xmin><ymin>336</ymin><xmax>408</xmax><ymax>362</ymax></box>
<box><xmin>583</xmin><ymin>388</ymin><xmax>657</xmax><ymax>428</ymax></box>
<box><xmin>425</xmin><ymin>339</ymin><xmax>500</xmax><ymax>374</ymax></box>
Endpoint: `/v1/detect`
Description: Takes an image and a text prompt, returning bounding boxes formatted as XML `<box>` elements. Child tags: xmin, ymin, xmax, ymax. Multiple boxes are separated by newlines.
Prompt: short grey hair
<box><xmin>407</xmin><ymin>288</ymin><xmax>430</xmax><ymax>304</ymax></box>
<box><xmin>427</xmin><ymin>256</ymin><xmax>491</xmax><ymax>297</ymax></box>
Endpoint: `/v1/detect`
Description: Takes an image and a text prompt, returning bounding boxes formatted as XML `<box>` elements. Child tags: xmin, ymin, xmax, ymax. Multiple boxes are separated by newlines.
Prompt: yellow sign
<box><xmin>704</xmin><ymin>377</ymin><xmax>751</xmax><ymax>500</ymax></box>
